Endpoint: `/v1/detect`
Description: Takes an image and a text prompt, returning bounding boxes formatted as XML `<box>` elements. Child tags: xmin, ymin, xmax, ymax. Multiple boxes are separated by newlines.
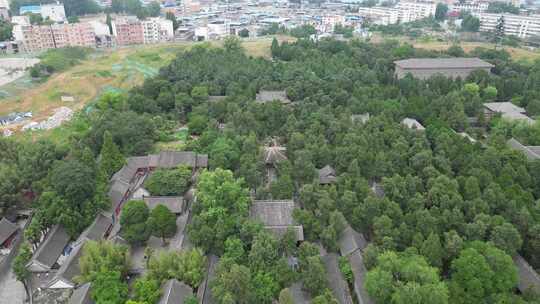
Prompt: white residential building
<box><xmin>142</xmin><ymin>18</ymin><xmax>174</xmax><ymax>43</ymax></box>
<box><xmin>357</xmin><ymin>7</ymin><xmax>400</xmax><ymax>25</ymax></box>
<box><xmin>207</xmin><ymin>20</ymin><xmax>229</xmax><ymax>38</ymax></box>
<box><xmin>88</xmin><ymin>20</ymin><xmax>111</xmax><ymax>36</ymax></box>
<box><xmin>473</xmin><ymin>13</ymin><xmax>540</xmax><ymax>38</ymax></box>
<box><xmin>321</xmin><ymin>14</ymin><xmax>346</xmax><ymax>32</ymax></box>
<box><xmin>11</xmin><ymin>16</ymin><xmax>31</xmax><ymax>26</ymax></box>
<box><xmin>450</xmin><ymin>1</ymin><xmax>489</xmax><ymax>14</ymax></box>
<box><xmin>41</xmin><ymin>2</ymin><xmax>67</xmax><ymax>22</ymax></box>
<box><xmin>395</xmin><ymin>1</ymin><xmax>437</xmax><ymax>23</ymax></box>
<box><xmin>358</xmin><ymin>2</ymin><xmax>436</xmax><ymax>25</ymax></box>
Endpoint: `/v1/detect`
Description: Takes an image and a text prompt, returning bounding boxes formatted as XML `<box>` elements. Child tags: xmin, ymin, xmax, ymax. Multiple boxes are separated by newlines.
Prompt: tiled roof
<box><xmin>319</xmin><ymin>165</ymin><xmax>336</xmax><ymax>184</ymax></box>
<box><xmin>0</xmin><ymin>217</ymin><xmax>18</xmax><ymax>245</ymax></box>
<box><xmin>30</xmin><ymin>225</ymin><xmax>70</xmax><ymax>270</ymax></box>
<box><xmin>143</xmin><ymin>196</ymin><xmax>186</xmax><ymax>214</ymax></box>
<box><xmin>68</xmin><ymin>282</ymin><xmax>93</xmax><ymax>304</ymax></box>
<box><xmin>159</xmin><ymin>279</ymin><xmax>194</xmax><ymax>304</ymax></box>
<box><xmin>339</xmin><ymin>225</ymin><xmax>367</xmax><ymax>257</ymax></box>
<box><xmin>514</xmin><ymin>254</ymin><xmax>540</xmax><ymax>294</ymax></box>
<box><xmin>395</xmin><ymin>58</ymin><xmax>493</xmax><ymax>69</ymax></box>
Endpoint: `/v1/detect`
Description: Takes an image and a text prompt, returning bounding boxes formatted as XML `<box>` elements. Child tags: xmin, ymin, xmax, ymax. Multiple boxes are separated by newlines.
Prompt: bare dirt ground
<box><xmin>0</xmin><ymin>58</ymin><xmax>40</xmax><ymax>87</ymax></box>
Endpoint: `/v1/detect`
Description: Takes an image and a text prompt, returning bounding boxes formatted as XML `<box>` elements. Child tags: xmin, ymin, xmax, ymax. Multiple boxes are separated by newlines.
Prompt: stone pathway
<box><xmin>0</xmin><ymin>268</ymin><xmax>26</xmax><ymax>303</ymax></box>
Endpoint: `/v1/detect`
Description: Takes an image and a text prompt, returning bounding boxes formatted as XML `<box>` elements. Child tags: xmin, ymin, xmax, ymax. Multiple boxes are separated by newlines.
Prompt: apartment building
<box><xmin>320</xmin><ymin>14</ymin><xmax>346</xmax><ymax>32</ymax></box>
<box><xmin>357</xmin><ymin>7</ymin><xmax>400</xmax><ymax>25</ymax></box>
<box><xmin>51</xmin><ymin>23</ymin><xmax>96</xmax><ymax>48</ymax></box>
<box><xmin>13</xmin><ymin>21</ymin><xmax>97</xmax><ymax>52</ymax></box>
<box><xmin>14</xmin><ymin>25</ymin><xmax>56</xmax><ymax>53</ymax></box>
<box><xmin>142</xmin><ymin>18</ymin><xmax>174</xmax><ymax>43</ymax></box>
<box><xmin>357</xmin><ymin>1</ymin><xmax>435</xmax><ymax>26</ymax></box>
<box><xmin>474</xmin><ymin>12</ymin><xmax>540</xmax><ymax>38</ymax></box>
<box><xmin>450</xmin><ymin>1</ymin><xmax>489</xmax><ymax>14</ymax></box>
<box><xmin>395</xmin><ymin>1</ymin><xmax>437</xmax><ymax>23</ymax></box>
<box><xmin>112</xmin><ymin>17</ymin><xmax>144</xmax><ymax>46</ymax></box>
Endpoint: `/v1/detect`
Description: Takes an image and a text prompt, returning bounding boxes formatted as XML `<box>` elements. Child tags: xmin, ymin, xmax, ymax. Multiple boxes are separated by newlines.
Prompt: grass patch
<box><xmin>174</xmin><ymin>128</ymin><xmax>188</xmax><ymax>141</ymax></box>
<box><xmin>154</xmin><ymin>140</ymin><xmax>185</xmax><ymax>152</ymax></box>
<box><xmin>96</xmin><ymin>70</ymin><xmax>113</xmax><ymax>77</ymax></box>
<box><xmin>46</xmin><ymin>89</ymin><xmax>63</xmax><ymax>101</ymax></box>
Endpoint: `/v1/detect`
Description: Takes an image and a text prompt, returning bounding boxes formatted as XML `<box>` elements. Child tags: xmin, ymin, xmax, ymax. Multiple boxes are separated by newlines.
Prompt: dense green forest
<box><xmin>5</xmin><ymin>37</ymin><xmax>540</xmax><ymax>303</ymax></box>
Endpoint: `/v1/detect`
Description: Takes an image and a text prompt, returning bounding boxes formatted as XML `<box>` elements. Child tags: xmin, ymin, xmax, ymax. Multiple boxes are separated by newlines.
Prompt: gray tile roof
<box><xmin>348</xmin><ymin>250</ymin><xmax>374</xmax><ymax>304</ymax></box>
<box><xmin>370</xmin><ymin>182</ymin><xmax>384</xmax><ymax>198</ymax></box>
<box><xmin>322</xmin><ymin>253</ymin><xmax>354</xmax><ymax>304</ymax></box>
<box><xmin>208</xmin><ymin>96</ymin><xmax>227</xmax><ymax>102</ymax></box>
<box><xmin>111</xmin><ymin>151</ymin><xmax>208</xmax><ymax>186</ymax></box>
<box><xmin>143</xmin><ymin>196</ymin><xmax>186</xmax><ymax>214</ymax></box>
<box><xmin>78</xmin><ymin>213</ymin><xmax>113</xmax><ymax>243</ymax></box>
<box><xmin>394</xmin><ymin>58</ymin><xmax>493</xmax><ymax>69</ymax></box>
<box><xmin>159</xmin><ymin>279</ymin><xmax>194</xmax><ymax>304</ymax></box>
<box><xmin>351</xmin><ymin>113</ymin><xmax>370</xmax><ymax>124</ymax></box>
<box><xmin>111</xmin><ymin>163</ymin><xmax>137</xmax><ymax>184</ymax></box>
<box><xmin>339</xmin><ymin>225</ymin><xmax>367</xmax><ymax>257</ymax></box>
<box><xmin>289</xmin><ymin>282</ymin><xmax>311</xmax><ymax>304</ymax></box>
<box><xmin>0</xmin><ymin>217</ymin><xmax>18</xmax><ymax>245</ymax></box>
<box><xmin>108</xmin><ymin>179</ymin><xmax>130</xmax><ymax>210</ymax></box>
<box><xmin>154</xmin><ymin>151</ymin><xmax>208</xmax><ymax>169</ymax></box>
<box><xmin>29</xmin><ymin>225</ymin><xmax>70</xmax><ymax>271</ymax></box>
<box><xmin>250</xmin><ymin>200</ymin><xmax>304</xmax><ymax>241</ymax></box>
<box><xmin>514</xmin><ymin>255</ymin><xmax>540</xmax><ymax>294</ymax></box>
<box><xmin>401</xmin><ymin>118</ymin><xmax>425</xmax><ymax>130</ymax></box>
<box><xmin>49</xmin><ymin>213</ymin><xmax>112</xmax><ymax>289</ymax></box>
<box><xmin>126</xmin><ymin>156</ymin><xmax>151</xmax><ymax>170</ymax></box>
<box><xmin>484</xmin><ymin>102</ymin><xmax>535</xmax><ymax>124</ymax></box>
<box><xmin>507</xmin><ymin>138</ymin><xmax>540</xmax><ymax>161</ymax></box>
<box><xmin>197</xmin><ymin>255</ymin><xmax>219</xmax><ymax>304</ymax></box>
<box><xmin>49</xmin><ymin>241</ymin><xmax>85</xmax><ymax>288</ymax></box>
<box><xmin>484</xmin><ymin>102</ymin><xmax>526</xmax><ymax>114</ymax></box>
<box><xmin>256</xmin><ymin>90</ymin><xmax>291</xmax><ymax>104</ymax></box>
<box><xmin>250</xmin><ymin>200</ymin><xmax>296</xmax><ymax>226</ymax></box>
<box><xmin>264</xmin><ymin>225</ymin><xmax>304</xmax><ymax>242</ymax></box>
<box><xmin>263</xmin><ymin>146</ymin><xmax>287</xmax><ymax>165</ymax></box>
<box><xmin>68</xmin><ymin>282</ymin><xmax>93</xmax><ymax>304</ymax></box>
<box><xmin>319</xmin><ymin>165</ymin><xmax>337</xmax><ymax>185</ymax></box>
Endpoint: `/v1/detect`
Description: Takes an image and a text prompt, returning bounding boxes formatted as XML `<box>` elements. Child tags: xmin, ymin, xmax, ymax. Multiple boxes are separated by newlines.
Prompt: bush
<box><xmin>338</xmin><ymin>256</ymin><xmax>354</xmax><ymax>284</ymax></box>
<box><xmin>145</xmin><ymin>165</ymin><xmax>192</xmax><ymax>196</ymax></box>
<box><xmin>29</xmin><ymin>47</ymin><xmax>91</xmax><ymax>80</ymax></box>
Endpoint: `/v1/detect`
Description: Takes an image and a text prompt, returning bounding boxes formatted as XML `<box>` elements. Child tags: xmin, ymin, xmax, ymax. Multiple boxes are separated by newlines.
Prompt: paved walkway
<box><xmin>0</xmin><ymin>267</ymin><xmax>26</xmax><ymax>303</ymax></box>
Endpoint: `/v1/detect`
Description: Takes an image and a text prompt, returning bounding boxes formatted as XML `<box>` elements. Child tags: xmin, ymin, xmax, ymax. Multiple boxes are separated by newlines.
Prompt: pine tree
<box><xmin>13</xmin><ymin>243</ymin><xmax>32</xmax><ymax>301</ymax></box>
<box><xmin>106</xmin><ymin>13</ymin><xmax>113</xmax><ymax>35</ymax></box>
<box><xmin>271</xmin><ymin>38</ymin><xmax>280</xmax><ymax>59</ymax></box>
<box><xmin>421</xmin><ymin>232</ymin><xmax>444</xmax><ymax>268</ymax></box>
<box><xmin>99</xmin><ymin>131</ymin><xmax>125</xmax><ymax>178</ymax></box>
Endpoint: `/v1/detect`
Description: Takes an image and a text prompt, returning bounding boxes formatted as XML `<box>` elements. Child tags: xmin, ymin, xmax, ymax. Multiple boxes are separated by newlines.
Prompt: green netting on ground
<box><xmin>0</xmin><ymin>73</ymin><xmax>35</xmax><ymax>99</ymax></box>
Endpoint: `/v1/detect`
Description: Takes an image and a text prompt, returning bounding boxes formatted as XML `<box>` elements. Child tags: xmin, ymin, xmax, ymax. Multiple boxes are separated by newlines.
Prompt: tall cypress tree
<box><xmin>271</xmin><ymin>38</ymin><xmax>281</xmax><ymax>59</ymax></box>
<box><xmin>99</xmin><ymin>131</ymin><xmax>125</xmax><ymax>178</ymax></box>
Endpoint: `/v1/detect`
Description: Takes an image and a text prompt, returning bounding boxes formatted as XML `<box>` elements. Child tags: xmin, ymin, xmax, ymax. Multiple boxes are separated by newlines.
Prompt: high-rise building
<box><xmin>14</xmin><ymin>25</ymin><xmax>56</xmax><ymax>52</ymax></box>
<box><xmin>142</xmin><ymin>18</ymin><xmax>175</xmax><ymax>43</ymax></box>
<box><xmin>13</xmin><ymin>22</ymin><xmax>97</xmax><ymax>52</ymax></box>
<box><xmin>51</xmin><ymin>23</ymin><xmax>96</xmax><ymax>48</ymax></box>
<box><xmin>111</xmin><ymin>17</ymin><xmax>144</xmax><ymax>46</ymax></box>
